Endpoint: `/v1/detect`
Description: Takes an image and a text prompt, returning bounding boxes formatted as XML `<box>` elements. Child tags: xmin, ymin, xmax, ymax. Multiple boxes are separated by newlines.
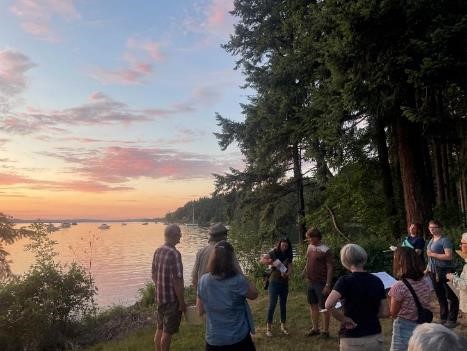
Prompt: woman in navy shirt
<box><xmin>401</xmin><ymin>223</ymin><xmax>425</xmax><ymax>264</ymax></box>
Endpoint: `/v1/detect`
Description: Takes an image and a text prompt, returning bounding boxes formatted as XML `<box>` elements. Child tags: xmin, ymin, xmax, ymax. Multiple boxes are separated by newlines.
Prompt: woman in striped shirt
<box><xmin>389</xmin><ymin>247</ymin><xmax>434</xmax><ymax>351</ymax></box>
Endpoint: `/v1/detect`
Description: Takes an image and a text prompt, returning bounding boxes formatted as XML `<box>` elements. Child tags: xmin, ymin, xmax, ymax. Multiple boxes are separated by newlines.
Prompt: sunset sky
<box><xmin>0</xmin><ymin>0</ymin><xmax>247</xmax><ymax>219</ymax></box>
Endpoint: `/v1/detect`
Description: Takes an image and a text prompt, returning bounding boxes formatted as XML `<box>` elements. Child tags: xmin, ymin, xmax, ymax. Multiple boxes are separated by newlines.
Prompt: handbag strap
<box><xmin>402</xmin><ymin>278</ymin><xmax>424</xmax><ymax>313</ymax></box>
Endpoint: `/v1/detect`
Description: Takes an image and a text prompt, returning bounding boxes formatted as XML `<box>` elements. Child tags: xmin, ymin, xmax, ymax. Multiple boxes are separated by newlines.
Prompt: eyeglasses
<box><xmin>460</xmin><ymin>242</ymin><xmax>467</xmax><ymax>245</ymax></box>
<box><xmin>428</xmin><ymin>226</ymin><xmax>440</xmax><ymax>229</ymax></box>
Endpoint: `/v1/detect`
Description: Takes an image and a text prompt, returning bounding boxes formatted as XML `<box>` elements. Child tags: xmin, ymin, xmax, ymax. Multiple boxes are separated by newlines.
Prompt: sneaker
<box><xmin>280</xmin><ymin>324</ymin><xmax>289</xmax><ymax>335</ymax></box>
<box><xmin>266</xmin><ymin>329</ymin><xmax>273</xmax><ymax>337</ymax></box>
<box><xmin>320</xmin><ymin>331</ymin><xmax>330</xmax><ymax>339</ymax></box>
<box><xmin>306</xmin><ymin>329</ymin><xmax>320</xmax><ymax>337</ymax></box>
<box><xmin>445</xmin><ymin>321</ymin><xmax>459</xmax><ymax>329</ymax></box>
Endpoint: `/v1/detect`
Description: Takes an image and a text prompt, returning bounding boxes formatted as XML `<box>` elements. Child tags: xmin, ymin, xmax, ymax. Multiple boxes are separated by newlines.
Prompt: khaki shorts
<box><xmin>340</xmin><ymin>333</ymin><xmax>383</xmax><ymax>351</ymax></box>
<box><xmin>156</xmin><ymin>302</ymin><xmax>182</xmax><ymax>334</ymax></box>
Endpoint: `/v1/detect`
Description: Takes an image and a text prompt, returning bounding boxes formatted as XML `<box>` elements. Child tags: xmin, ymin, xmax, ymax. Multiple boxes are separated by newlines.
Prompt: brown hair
<box><xmin>409</xmin><ymin>223</ymin><xmax>422</xmax><ymax>237</ymax></box>
<box><xmin>206</xmin><ymin>240</ymin><xmax>237</xmax><ymax>279</ymax></box>
<box><xmin>428</xmin><ymin>219</ymin><xmax>443</xmax><ymax>228</ymax></box>
<box><xmin>306</xmin><ymin>228</ymin><xmax>322</xmax><ymax>240</ymax></box>
<box><xmin>393</xmin><ymin>247</ymin><xmax>424</xmax><ymax>280</ymax></box>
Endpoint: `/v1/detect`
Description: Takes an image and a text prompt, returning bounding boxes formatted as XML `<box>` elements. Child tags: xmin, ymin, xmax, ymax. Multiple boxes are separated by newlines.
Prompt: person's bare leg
<box><xmin>160</xmin><ymin>331</ymin><xmax>172</xmax><ymax>351</ymax></box>
<box><xmin>310</xmin><ymin>304</ymin><xmax>320</xmax><ymax>331</ymax></box>
<box><xmin>154</xmin><ymin>329</ymin><xmax>163</xmax><ymax>351</ymax></box>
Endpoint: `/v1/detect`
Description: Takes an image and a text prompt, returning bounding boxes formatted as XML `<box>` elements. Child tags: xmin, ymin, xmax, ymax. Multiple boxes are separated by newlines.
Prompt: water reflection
<box><xmin>6</xmin><ymin>223</ymin><xmax>209</xmax><ymax>307</ymax></box>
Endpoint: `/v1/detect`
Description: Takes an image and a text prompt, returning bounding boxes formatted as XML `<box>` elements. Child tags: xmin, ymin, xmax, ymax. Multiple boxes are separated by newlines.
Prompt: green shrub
<box><xmin>0</xmin><ymin>223</ymin><xmax>96</xmax><ymax>350</ymax></box>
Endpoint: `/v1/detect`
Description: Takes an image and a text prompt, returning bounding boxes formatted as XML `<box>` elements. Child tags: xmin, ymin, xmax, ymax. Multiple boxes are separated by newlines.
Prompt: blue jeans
<box><xmin>390</xmin><ymin>318</ymin><xmax>417</xmax><ymax>351</ymax></box>
<box><xmin>267</xmin><ymin>281</ymin><xmax>288</xmax><ymax>323</ymax></box>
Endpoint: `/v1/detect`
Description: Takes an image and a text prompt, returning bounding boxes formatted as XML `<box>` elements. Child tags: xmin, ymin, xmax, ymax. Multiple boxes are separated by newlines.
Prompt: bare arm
<box><xmin>173</xmin><ymin>277</ymin><xmax>187</xmax><ymax>313</ymax></box>
<box><xmin>196</xmin><ymin>296</ymin><xmax>205</xmax><ymax>316</ymax></box>
<box><xmin>379</xmin><ymin>299</ymin><xmax>389</xmax><ymax>318</ymax></box>
<box><xmin>325</xmin><ymin>290</ymin><xmax>357</xmax><ymax>329</ymax></box>
<box><xmin>246</xmin><ymin>281</ymin><xmax>258</xmax><ymax>300</ymax></box>
<box><xmin>427</xmin><ymin>248</ymin><xmax>452</xmax><ymax>261</ymax></box>
<box><xmin>389</xmin><ymin>297</ymin><xmax>401</xmax><ymax>319</ymax></box>
<box><xmin>260</xmin><ymin>254</ymin><xmax>272</xmax><ymax>265</ymax></box>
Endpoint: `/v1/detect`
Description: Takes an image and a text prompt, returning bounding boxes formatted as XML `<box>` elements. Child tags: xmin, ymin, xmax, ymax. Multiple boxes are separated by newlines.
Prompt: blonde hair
<box><xmin>340</xmin><ymin>244</ymin><xmax>367</xmax><ymax>270</ymax></box>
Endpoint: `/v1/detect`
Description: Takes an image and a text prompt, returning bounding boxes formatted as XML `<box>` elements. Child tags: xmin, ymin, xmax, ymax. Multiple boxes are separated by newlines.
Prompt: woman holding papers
<box><xmin>389</xmin><ymin>247</ymin><xmax>434</xmax><ymax>351</ymax></box>
<box><xmin>401</xmin><ymin>223</ymin><xmax>425</xmax><ymax>265</ymax></box>
<box><xmin>197</xmin><ymin>241</ymin><xmax>258</xmax><ymax>351</ymax></box>
<box><xmin>259</xmin><ymin>238</ymin><xmax>293</xmax><ymax>337</ymax></box>
<box><xmin>325</xmin><ymin>244</ymin><xmax>389</xmax><ymax>351</ymax></box>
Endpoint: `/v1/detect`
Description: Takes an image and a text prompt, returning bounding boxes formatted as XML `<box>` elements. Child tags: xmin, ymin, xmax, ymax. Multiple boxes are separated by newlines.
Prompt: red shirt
<box><xmin>152</xmin><ymin>244</ymin><xmax>183</xmax><ymax>304</ymax></box>
<box><xmin>306</xmin><ymin>244</ymin><xmax>332</xmax><ymax>284</ymax></box>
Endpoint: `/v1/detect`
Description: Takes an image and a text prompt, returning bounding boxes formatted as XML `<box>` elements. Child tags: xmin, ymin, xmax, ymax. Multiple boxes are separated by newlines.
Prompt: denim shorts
<box><xmin>390</xmin><ymin>317</ymin><xmax>417</xmax><ymax>351</ymax></box>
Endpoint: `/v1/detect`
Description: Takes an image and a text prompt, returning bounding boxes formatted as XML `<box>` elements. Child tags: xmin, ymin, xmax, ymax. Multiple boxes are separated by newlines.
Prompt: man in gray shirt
<box><xmin>191</xmin><ymin>223</ymin><xmax>241</xmax><ymax>287</ymax></box>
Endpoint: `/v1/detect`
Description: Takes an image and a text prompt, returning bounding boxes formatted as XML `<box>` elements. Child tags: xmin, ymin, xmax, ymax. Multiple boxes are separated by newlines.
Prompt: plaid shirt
<box><xmin>152</xmin><ymin>244</ymin><xmax>183</xmax><ymax>304</ymax></box>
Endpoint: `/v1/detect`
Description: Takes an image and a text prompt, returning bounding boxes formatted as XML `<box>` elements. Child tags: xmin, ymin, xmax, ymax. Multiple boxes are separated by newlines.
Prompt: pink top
<box><xmin>388</xmin><ymin>276</ymin><xmax>433</xmax><ymax>321</ymax></box>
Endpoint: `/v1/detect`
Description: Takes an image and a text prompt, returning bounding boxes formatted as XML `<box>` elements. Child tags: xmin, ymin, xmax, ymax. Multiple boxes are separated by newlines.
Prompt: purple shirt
<box><xmin>152</xmin><ymin>244</ymin><xmax>183</xmax><ymax>304</ymax></box>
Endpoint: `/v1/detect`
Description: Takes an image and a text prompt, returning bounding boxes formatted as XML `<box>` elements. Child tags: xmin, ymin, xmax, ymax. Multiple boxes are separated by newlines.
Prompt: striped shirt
<box><xmin>388</xmin><ymin>276</ymin><xmax>433</xmax><ymax>321</ymax></box>
<box><xmin>152</xmin><ymin>244</ymin><xmax>183</xmax><ymax>304</ymax></box>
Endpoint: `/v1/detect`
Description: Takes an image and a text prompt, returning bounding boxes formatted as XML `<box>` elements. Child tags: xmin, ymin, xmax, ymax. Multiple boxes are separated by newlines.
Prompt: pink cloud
<box><xmin>90</xmin><ymin>61</ymin><xmax>154</xmax><ymax>85</ymax></box>
<box><xmin>0</xmin><ymin>172</ymin><xmax>132</xmax><ymax>192</ymax></box>
<box><xmin>0</xmin><ymin>49</ymin><xmax>36</xmax><ymax>96</ymax></box>
<box><xmin>127</xmin><ymin>38</ymin><xmax>165</xmax><ymax>62</ymax></box>
<box><xmin>1</xmin><ymin>92</ymin><xmax>154</xmax><ymax>134</ymax></box>
<box><xmin>205</xmin><ymin>0</ymin><xmax>234</xmax><ymax>31</ymax></box>
<box><xmin>43</xmin><ymin>146</ymin><xmax>233</xmax><ymax>182</ymax></box>
<box><xmin>10</xmin><ymin>0</ymin><xmax>80</xmax><ymax>41</ymax></box>
<box><xmin>90</xmin><ymin>37</ymin><xmax>165</xmax><ymax>85</ymax></box>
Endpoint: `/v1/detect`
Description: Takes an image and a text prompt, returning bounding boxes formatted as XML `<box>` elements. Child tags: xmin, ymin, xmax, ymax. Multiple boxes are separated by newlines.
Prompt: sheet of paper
<box><xmin>372</xmin><ymin>271</ymin><xmax>397</xmax><ymax>289</ymax></box>
<box><xmin>272</xmin><ymin>259</ymin><xmax>287</xmax><ymax>273</ymax></box>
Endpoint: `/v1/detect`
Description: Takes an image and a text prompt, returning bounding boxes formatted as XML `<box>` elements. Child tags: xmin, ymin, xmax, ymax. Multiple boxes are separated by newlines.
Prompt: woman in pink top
<box><xmin>389</xmin><ymin>247</ymin><xmax>434</xmax><ymax>351</ymax></box>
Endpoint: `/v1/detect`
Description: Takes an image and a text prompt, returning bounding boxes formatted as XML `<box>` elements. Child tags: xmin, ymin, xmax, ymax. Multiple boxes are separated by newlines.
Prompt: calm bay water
<box><xmin>6</xmin><ymin>223</ymin><xmax>208</xmax><ymax>307</ymax></box>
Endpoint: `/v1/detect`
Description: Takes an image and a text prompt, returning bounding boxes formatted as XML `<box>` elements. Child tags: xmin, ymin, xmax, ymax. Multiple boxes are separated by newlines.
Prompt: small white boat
<box><xmin>61</xmin><ymin>222</ymin><xmax>71</xmax><ymax>228</ymax></box>
<box><xmin>98</xmin><ymin>224</ymin><xmax>110</xmax><ymax>230</ymax></box>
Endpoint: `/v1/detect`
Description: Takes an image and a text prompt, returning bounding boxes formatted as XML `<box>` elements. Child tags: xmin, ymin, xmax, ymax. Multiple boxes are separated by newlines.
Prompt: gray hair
<box><xmin>164</xmin><ymin>224</ymin><xmax>181</xmax><ymax>238</ymax></box>
<box><xmin>408</xmin><ymin>323</ymin><xmax>467</xmax><ymax>351</ymax></box>
<box><xmin>340</xmin><ymin>244</ymin><xmax>367</xmax><ymax>270</ymax></box>
<box><xmin>462</xmin><ymin>232</ymin><xmax>467</xmax><ymax>242</ymax></box>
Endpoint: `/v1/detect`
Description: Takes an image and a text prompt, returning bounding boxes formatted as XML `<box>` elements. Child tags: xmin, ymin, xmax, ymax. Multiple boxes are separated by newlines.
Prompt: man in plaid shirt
<box><xmin>152</xmin><ymin>224</ymin><xmax>186</xmax><ymax>351</ymax></box>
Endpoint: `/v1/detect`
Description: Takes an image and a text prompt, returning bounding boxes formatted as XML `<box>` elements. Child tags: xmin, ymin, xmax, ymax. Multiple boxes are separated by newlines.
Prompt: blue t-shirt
<box><xmin>333</xmin><ymin>272</ymin><xmax>386</xmax><ymax>338</ymax></box>
<box><xmin>427</xmin><ymin>237</ymin><xmax>454</xmax><ymax>270</ymax></box>
<box><xmin>198</xmin><ymin>273</ymin><xmax>250</xmax><ymax>346</ymax></box>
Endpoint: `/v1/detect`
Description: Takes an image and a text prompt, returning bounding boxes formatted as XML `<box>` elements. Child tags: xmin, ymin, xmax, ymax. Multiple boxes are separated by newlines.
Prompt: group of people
<box><xmin>151</xmin><ymin>221</ymin><xmax>467</xmax><ymax>351</ymax></box>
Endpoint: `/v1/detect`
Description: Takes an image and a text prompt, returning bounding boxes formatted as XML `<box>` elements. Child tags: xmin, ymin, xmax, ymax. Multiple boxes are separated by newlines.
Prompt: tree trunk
<box><xmin>458</xmin><ymin>120</ymin><xmax>467</xmax><ymax>225</ymax></box>
<box><xmin>292</xmin><ymin>143</ymin><xmax>306</xmax><ymax>242</ymax></box>
<box><xmin>373</xmin><ymin>116</ymin><xmax>400</xmax><ymax>237</ymax></box>
<box><xmin>395</xmin><ymin>116</ymin><xmax>433</xmax><ymax>229</ymax></box>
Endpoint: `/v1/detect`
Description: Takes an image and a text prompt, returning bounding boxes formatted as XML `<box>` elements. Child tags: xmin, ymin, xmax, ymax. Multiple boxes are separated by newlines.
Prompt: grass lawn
<box><xmin>85</xmin><ymin>291</ymin><xmax>422</xmax><ymax>351</ymax></box>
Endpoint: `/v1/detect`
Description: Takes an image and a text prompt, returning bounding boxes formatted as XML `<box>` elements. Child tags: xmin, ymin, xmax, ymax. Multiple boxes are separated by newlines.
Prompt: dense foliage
<box><xmin>0</xmin><ymin>223</ymin><xmax>96</xmax><ymax>350</ymax></box>
<box><xmin>211</xmin><ymin>0</ymin><xmax>467</xmax><ymax>246</ymax></box>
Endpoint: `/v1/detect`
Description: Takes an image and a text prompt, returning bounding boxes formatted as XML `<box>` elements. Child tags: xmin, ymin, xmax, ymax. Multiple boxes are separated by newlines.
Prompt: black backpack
<box><xmin>402</xmin><ymin>279</ymin><xmax>433</xmax><ymax>324</ymax></box>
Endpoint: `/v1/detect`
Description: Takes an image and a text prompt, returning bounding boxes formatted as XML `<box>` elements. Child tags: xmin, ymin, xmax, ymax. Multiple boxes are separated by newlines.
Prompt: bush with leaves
<box><xmin>0</xmin><ymin>223</ymin><xmax>96</xmax><ymax>350</ymax></box>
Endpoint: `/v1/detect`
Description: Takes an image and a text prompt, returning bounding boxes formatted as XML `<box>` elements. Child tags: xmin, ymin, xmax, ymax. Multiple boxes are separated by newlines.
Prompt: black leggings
<box><xmin>205</xmin><ymin>333</ymin><xmax>256</xmax><ymax>351</ymax></box>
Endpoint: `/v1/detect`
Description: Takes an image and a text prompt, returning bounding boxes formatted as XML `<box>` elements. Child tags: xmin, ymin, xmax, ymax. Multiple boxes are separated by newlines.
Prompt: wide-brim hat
<box><xmin>209</xmin><ymin>223</ymin><xmax>228</xmax><ymax>238</ymax></box>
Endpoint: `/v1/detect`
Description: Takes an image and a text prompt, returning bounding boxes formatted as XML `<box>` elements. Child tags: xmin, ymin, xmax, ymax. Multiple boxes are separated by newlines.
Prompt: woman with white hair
<box><xmin>446</xmin><ymin>232</ymin><xmax>467</xmax><ymax>314</ymax></box>
<box><xmin>408</xmin><ymin>323</ymin><xmax>467</xmax><ymax>351</ymax></box>
<box><xmin>325</xmin><ymin>244</ymin><xmax>389</xmax><ymax>351</ymax></box>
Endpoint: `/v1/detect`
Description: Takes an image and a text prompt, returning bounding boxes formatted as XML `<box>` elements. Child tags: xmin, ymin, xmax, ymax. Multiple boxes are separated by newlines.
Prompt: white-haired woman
<box><xmin>325</xmin><ymin>244</ymin><xmax>389</xmax><ymax>351</ymax></box>
<box><xmin>446</xmin><ymin>232</ymin><xmax>467</xmax><ymax>314</ymax></box>
<box><xmin>408</xmin><ymin>323</ymin><xmax>467</xmax><ymax>351</ymax></box>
